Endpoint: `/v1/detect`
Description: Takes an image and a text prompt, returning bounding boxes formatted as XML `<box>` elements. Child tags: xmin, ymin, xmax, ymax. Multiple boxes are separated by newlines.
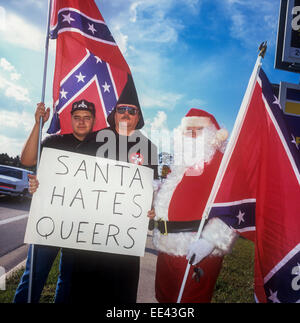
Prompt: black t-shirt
<box><xmin>41</xmin><ymin>133</ymin><xmax>87</xmax><ymax>153</ymax></box>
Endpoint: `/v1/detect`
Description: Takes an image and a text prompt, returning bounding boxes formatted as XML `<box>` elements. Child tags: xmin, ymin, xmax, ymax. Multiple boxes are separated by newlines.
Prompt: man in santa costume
<box><xmin>151</xmin><ymin>108</ymin><xmax>239</xmax><ymax>303</ymax></box>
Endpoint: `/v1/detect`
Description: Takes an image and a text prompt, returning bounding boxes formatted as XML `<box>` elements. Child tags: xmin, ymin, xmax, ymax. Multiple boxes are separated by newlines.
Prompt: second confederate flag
<box><xmin>47</xmin><ymin>0</ymin><xmax>131</xmax><ymax>134</ymax></box>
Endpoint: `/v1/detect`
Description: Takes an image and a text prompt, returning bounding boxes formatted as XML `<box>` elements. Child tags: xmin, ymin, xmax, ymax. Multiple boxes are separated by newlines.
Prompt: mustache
<box><xmin>121</xmin><ymin>115</ymin><xmax>130</xmax><ymax>120</ymax></box>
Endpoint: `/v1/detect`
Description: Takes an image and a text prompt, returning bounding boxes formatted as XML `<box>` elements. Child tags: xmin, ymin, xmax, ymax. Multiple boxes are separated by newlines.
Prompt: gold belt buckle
<box><xmin>158</xmin><ymin>219</ymin><xmax>168</xmax><ymax>236</ymax></box>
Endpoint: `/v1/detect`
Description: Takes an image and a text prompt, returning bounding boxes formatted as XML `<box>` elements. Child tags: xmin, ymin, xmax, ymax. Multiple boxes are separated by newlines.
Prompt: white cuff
<box><xmin>201</xmin><ymin>217</ymin><xmax>238</xmax><ymax>256</ymax></box>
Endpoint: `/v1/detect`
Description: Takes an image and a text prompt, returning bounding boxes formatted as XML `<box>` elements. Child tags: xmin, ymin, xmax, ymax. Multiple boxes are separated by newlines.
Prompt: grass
<box><xmin>212</xmin><ymin>237</ymin><xmax>255</xmax><ymax>303</ymax></box>
<box><xmin>0</xmin><ymin>255</ymin><xmax>60</xmax><ymax>303</ymax></box>
<box><xmin>0</xmin><ymin>237</ymin><xmax>254</xmax><ymax>303</ymax></box>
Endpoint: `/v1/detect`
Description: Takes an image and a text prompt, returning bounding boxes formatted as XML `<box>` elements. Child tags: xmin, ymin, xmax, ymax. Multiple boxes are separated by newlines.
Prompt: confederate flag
<box><xmin>208</xmin><ymin>61</ymin><xmax>300</xmax><ymax>303</ymax></box>
<box><xmin>47</xmin><ymin>0</ymin><xmax>130</xmax><ymax>134</ymax></box>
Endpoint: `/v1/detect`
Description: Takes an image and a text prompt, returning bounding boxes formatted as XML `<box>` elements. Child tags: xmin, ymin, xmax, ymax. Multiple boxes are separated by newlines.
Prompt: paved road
<box><xmin>137</xmin><ymin>233</ymin><xmax>158</xmax><ymax>303</ymax></box>
<box><xmin>0</xmin><ymin>195</ymin><xmax>30</xmax><ymax>273</ymax></box>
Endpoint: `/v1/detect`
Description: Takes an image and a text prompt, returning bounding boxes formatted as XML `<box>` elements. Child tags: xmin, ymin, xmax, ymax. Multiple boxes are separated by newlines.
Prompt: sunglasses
<box><xmin>116</xmin><ymin>106</ymin><xmax>138</xmax><ymax>116</ymax></box>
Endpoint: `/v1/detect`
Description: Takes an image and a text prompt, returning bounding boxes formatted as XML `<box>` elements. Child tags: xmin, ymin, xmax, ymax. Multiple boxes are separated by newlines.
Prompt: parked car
<box><xmin>0</xmin><ymin>165</ymin><xmax>33</xmax><ymax>198</ymax></box>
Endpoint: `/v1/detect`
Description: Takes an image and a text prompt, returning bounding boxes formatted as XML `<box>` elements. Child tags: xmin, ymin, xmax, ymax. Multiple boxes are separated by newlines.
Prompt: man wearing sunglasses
<box><xmin>77</xmin><ymin>75</ymin><xmax>158</xmax><ymax>173</ymax></box>
<box><xmin>114</xmin><ymin>104</ymin><xmax>140</xmax><ymax>135</ymax></box>
<box><xmin>65</xmin><ymin>75</ymin><xmax>159</xmax><ymax>304</ymax></box>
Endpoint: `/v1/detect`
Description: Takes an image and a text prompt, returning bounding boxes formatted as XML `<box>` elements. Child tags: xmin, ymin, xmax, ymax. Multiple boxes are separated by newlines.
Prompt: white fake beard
<box><xmin>173</xmin><ymin>125</ymin><xmax>218</xmax><ymax>171</ymax></box>
<box><xmin>153</xmin><ymin>124</ymin><xmax>219</xmax><ymax>222</ymax></box>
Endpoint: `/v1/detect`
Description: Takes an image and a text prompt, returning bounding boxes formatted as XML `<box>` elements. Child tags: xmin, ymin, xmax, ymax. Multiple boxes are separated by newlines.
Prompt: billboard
<box><xmin>279</xmin><ymin>82</ymin><xmax>300</xmax><ymax>148</ymax></box>
<box><xmin>275</xmin><ymin>0</ymin><xmax>300</xmax><ymax>73</ymax></box>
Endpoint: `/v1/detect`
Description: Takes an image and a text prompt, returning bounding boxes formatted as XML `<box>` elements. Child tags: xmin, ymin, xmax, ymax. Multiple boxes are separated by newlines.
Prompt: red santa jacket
<box><xmin>167</xmin><ymin>150</ymin><xmax>223</xmax><ymax>222</ymax></box>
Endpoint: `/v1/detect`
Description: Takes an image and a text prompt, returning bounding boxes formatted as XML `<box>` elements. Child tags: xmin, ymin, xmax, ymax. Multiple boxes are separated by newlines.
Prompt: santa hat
<box><xmin>181</xmin><ymin>108</ymin><xmax>228</xmax><ymax>144</ymax></box>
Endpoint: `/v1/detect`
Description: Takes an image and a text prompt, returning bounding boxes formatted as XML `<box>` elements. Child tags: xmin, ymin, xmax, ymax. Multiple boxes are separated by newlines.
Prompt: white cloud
<box><xmin>0</xmin><ymin>134</ymin><xmax>24</xmax><ymax>157</ymax></box>
<box><xmin>140</xmin><ymin>91</ymin><xmax>183</xmax><ymax>110</ymax></box>
<box><xmin>111</xmin><ymin>23</ymin><xmax>129</xmax><ymax>55</ymax></box>
<box><xmin>138</xmin><ymin>20</ymin><xmax>180</xmax><ymax>44</ymax></box>
<box><xmin>0</xmin><ymin>10</ymin><xmax>44</xmax><ymax>52</ymax></box>
<box><xmin>99</xmin><ymin>0</ymin><xmax>206</xmax><ymax>115</ymax></box>
<box><xmin>184</xmin><ymin>0</ymin><xmax>202</xmax><ymax>13</ymax></box>
<box><xmin>0</xmin><ymin>75</ymin><xmax>30</xmax><ymax>103</ymax></box>
<box><xmin>10</xmin><ymin>72</ymin><xmax>21</xmax><ymax>81</ymax></box>
<box><xmin>150</xmin><ymin>111</ymin><xmax>167</xmax><ymax>130</ymax></box>
<box><xmin>129</xmin><ymin>1</ymin><xmax>141</xmax><ymax>23</ymax></box>
<box><xmin>129</xmin><ymin>0</ymin><xmax>201</xmax><ymax>22</ymax></box>
<box><xmin>106</xmin><ymin>0</ymin><xmax>200</xmax><ymax>54</ymax></box>
<box><xmin>127</xmin><ymin>0</ymin><xmax>183</xmax><ymax>44</ymax></box>
<box><xmin>0</xmin><ymin>58</ymin><xmax>15</xmax><ymax>72</ymax></box>
<box><xmin>0</xmin><ymin>57</ymin><xmax>31</xmax><ymax>103</ymax></box>
<box><xmin>0</xmin><ymin>109</ymin><xmax>33</xmax><ymax>132</ymax></box>
<box><xmin>186</xmin><ymin>98</ymin><xmax>207</xmax><ymax>108</ymax></box>
<box><xmin>0</xmin><ymin>107</ymin><xmax>51</xmax><ymax>156</ymax></box>
<box><xmin>129</xmin><ymin>46</ymin><xmax>167</xmax><ymax>80</ymax></box>
<box><xmin>222</xmin><ymin>0</ymin><xmax>278</xmax><ymax>47</ymax></box>
<box><xmin>11</xmin><ymin>0</ymin><xmax>45</xmax><ymax>10</ymax></box>
<box><xmin>0</xmin><ymin>6</ymin><xmax>5</xmax><ymax>31</ymax></box>
<box><xmin>0</xmin><ymin>109</ymin><xmax>35</xmax><ymax>156</ymax></box>
<box><xmin>0</xmin><ymin>58</ymin><xmax>21</xmax><ymax>81</ymax></box>
<box><xmin>142</xmin><ymin>110</ymin><xmax>173</xmax><ymax>153</ymax></box>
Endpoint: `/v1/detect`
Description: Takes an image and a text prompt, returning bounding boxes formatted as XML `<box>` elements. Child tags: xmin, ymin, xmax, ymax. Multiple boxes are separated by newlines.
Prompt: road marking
<box><xmin>0</xmin><ymin>214</ymin><xmax>28</xmax><ymax>226</ymax></box>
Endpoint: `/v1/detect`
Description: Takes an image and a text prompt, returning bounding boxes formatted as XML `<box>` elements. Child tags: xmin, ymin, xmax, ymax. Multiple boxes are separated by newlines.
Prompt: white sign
<box><xmin>24</xmin><ymin>148</ymin><xmax>154</xmax><ymax>257</ymax></box>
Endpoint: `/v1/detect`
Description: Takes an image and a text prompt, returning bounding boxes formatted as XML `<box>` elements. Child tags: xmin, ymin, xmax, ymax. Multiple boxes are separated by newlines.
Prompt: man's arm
<box><xmin>20</xmin><ymin>102</ymin><xmax>50</xmax><ymax>166</ymax></box>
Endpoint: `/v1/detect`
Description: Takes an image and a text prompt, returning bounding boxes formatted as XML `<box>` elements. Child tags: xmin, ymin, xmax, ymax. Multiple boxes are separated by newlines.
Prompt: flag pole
<box><xmin>38</xmin><ymin>0</ymin><xmax>53</xmax><ymax>165</ymax></box>
<box><xmin>27</xmin><ymin>0</ymin><xmax>53</xmax><ymax>303</ymax></box>
<box><xmin>176</xmin><ymin>42</ymin><xmax>267</xmax><ymax>303</ymax></box>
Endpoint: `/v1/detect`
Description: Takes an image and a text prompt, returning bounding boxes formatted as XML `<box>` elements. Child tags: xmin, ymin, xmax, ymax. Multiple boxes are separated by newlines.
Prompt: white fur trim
<box><xmin>209</xmin><ymin>130</ymin><xmax>228</xmax><ymax>153</ymax></box>
<box><xmin>201</xmin><ymin>217</ymin><xmax>239</xmax><ymax>256</ymax></box>
<box><xmin>181</xmin><ymin>116</ymin><xmax>211</xmax><ymax>129</ymax></box>
<box><xmin>152</xmin><ymin>166</ymin><xmax>199</xmax><ymax>256</ymax></box>
<box><xmin>152</xmin><ymin>179</ymin><xmax>162</xmax><ymax>192</ymax></box>
<box><xmin>216</xmin><ymin>128</ymin><xmax>228</xmax><ymax>142</ymax></box>
<box><xmin>152</xmin><ymin>218</ymin><xmax>238</xmax><ymax>257</ymax></box>
<box><xmin>153</xmin><ymin>165</ymin><xmax>187</xmax><ymax>221</ymax></box>
<box><xmin>153</xmin><ymin>229</ymin><xmax>198</xmax><ymax>256</ymax></box>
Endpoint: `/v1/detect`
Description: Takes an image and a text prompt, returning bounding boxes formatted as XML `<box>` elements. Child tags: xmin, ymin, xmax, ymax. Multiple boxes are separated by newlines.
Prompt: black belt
<box><xmin>149</xmin><ymin>219</ymin><xmax>201</xmax><ymax>235</ymax></box>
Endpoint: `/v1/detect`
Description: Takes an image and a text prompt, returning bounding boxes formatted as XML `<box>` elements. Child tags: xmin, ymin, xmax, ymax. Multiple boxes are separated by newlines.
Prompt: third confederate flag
<box><xmin>208</xmin><ymin>61</ymin><xmax>300</xmax><ymax>303</ymax></box>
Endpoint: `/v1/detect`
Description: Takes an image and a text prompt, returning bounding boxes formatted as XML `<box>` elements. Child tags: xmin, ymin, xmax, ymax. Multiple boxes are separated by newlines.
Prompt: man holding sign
<box><xmin>14</xmin><ymin>99</ymin><xmax>97</xmax><ymax>303</ymax></box>
<box><xmin>64</xmin><ymin>75</ymin><xmax>158</xmax><ymax>303</ymax></box>
<box><xmin>25</xmin><ymin>75</ymin><xmax>158</xmax><ymax>303</ymax></box>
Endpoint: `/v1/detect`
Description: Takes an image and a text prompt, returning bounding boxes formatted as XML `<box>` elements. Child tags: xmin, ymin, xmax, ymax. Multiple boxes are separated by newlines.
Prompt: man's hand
<box><xmin>35</xmin><ymin>102</ymin><xmax>50</xmax><ymax>126</ymax></box>
<box><xmin>28</xmin><ymin>174</ymin><xmax>39</xmax><ymax>194</ymax></box>
<box><xmin>147</xmin><ymin>209</ymin><xmax>156</xmax><ymax>219</ymax></box>
<box><xmin>186</xmin><ymin>238</ymin><xmax>214</xmax><ymax>265</ymax></box>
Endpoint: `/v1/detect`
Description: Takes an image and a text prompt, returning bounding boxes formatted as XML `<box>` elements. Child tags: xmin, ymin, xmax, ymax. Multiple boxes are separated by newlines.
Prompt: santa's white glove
<box><xmin>186</xmin><ymin>238</ymin><xmax>214</xmax><ymax>265</ymax></box>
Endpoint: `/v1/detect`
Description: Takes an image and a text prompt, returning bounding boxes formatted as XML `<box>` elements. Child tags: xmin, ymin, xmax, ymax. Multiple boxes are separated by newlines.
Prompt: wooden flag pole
<box><xmin>176</xmin><ymin>45</ymin><xmax>266</xmax><ymax>303</ymax></box>
<box><xmin>27</xmin><ymin>0</ymin><xmax>53</xmax><ymax>303</ymax></box>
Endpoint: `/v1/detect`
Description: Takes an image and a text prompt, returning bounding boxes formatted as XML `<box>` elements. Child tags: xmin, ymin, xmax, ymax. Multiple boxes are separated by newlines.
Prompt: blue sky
<box><xmin>0</xmin><ymin>0</ymin><xmax>299</xmax><ymax>157</ymax></box>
